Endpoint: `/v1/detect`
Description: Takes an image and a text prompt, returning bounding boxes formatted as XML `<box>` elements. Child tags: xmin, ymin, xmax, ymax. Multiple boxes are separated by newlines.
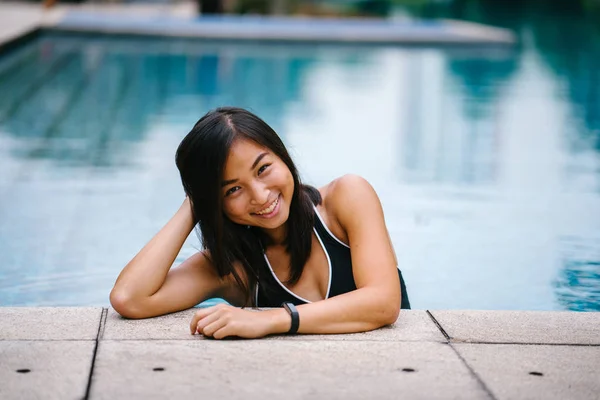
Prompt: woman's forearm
<box><xmin>266</xmin><ymin>286</ymin><xmax>401</xmax><ymax>335</ymax></box>
<box><xmin>111</xmin><ymin>199</ymin><xmax>195</xmax><ymax>302</ymax></box>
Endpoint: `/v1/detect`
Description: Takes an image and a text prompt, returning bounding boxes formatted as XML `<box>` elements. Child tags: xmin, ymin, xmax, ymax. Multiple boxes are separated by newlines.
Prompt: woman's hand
<box><xmin>190</xmin><ymin>304</ymin><xmax>283</xmax><ymax>339</ymax></box>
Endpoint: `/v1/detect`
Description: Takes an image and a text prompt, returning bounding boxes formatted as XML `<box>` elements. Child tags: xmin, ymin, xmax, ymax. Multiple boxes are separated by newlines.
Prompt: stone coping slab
<box><xmin>103</xmin><ymin>307</ymin><xmax>445</xmax><ymax>342</ymax></box>
<box><xmin>52</xmin><ymin>12</ymin><xmax>515</xmax><ymax>45</ymax></box>
<box><xmin>0</xmin><ymin>2</ymin><xmax>515</xmax><ymax>62</ymax></box>
<box><xmin>3</xmin><ymin>308</ymin><xmax>597</xmax><ymax>344</ymax></box>
<box><xmin>91</xmin><ymin>340</ymin><xmax>488</xmax><ymax>400</ymax></box>
<box><xmin>0</xmin><ymin>307</ymin><xmax>102</xmax><ymax>340</ymax></box>
<box><xmin>429</xmin><ymin>310</ymin><xmax>600</xmax><ymax>345</ymax></box>
<box><xmin>0</xmin><ymin>340</ymin><xmax>95</xmax><ymax>399</ymax></box>
<box><xmin>0</xmin><ymin>2</ymin><xmax>515</xmax><ymax>58</ymax></box>
<box><xmin>0</xmin><ymin>3</ymin><xmax>45</xmax><ymax>50</ymax></box>
<box><xmin>453</xmin><ymin>344</ymin><xmax>600</xmax><ymax>400</ymax></box>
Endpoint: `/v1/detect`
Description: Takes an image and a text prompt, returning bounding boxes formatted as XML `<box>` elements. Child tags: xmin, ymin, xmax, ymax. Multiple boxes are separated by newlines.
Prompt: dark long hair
<box><xmin>175</xmin><ymin>107</ymin><xmax>321</xmax><ymax>307</ymax></box>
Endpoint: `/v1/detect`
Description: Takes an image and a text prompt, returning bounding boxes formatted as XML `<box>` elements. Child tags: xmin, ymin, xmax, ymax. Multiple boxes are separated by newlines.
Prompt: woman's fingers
<box><xmin>190</xmin><ymin>307</ymin><xmax>214</xmax><ymax>334</ymax></box>
<box><xmin>189</xmin><ymin>304</ymin><xmax>225</xmax><ymax>334</ymax></box>
<box><xmin>190</xmin><ymin>310</ymin><xmax>205</xmax><ymax>334</ymax></box>
<box><xmin>201</xmin><ymin>317</ymin><xmax>228</xmax><ymax>338</ymax></box>
<box><xmin>212</xmin><ymin>324</ymin><xmax>235</xmax><ymax>340</ymax></box>
<box><xmin>195</xmin><ymin>311</ymin><xmax>222</xmax><ymax>335</ymax></box>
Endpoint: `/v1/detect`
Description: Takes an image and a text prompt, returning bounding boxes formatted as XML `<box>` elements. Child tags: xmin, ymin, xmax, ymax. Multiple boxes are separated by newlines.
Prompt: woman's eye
<box><xmin>225</xmin><ymin>186</ymin><xmax>240</xmax><ymax>197</ymax></box>
<box><xmin>258</xmin><ymin>164</ymin><xmax>271</xmax><ymax>175</ymax></box>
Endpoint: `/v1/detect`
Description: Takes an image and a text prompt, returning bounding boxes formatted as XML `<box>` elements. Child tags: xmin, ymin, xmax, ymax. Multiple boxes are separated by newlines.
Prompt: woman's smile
<box><xmin>252</xmin><ymin>194</ymin><xmax>281</xmax><ymax>218</ymax></box>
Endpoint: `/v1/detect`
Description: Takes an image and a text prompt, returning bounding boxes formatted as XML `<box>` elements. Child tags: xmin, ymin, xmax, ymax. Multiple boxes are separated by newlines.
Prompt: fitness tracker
<box><xmin>282</xmin><ymin>302</ymin><xmax>299</xmax><ymax>334</ymax></box>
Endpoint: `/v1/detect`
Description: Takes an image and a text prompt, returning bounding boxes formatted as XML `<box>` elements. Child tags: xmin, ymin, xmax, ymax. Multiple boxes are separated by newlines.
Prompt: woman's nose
<box><xmin>249</xmin><ymin>182</ymin><xmax>269</xmax><ymax>205</ymax></box>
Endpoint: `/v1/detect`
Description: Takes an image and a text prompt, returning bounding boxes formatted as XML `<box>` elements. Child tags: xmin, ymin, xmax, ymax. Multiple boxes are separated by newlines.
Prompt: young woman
<box><xmin>110</xmin><ymin>107</ymin><xmax>410</xmax><ymax>339</ymax></box>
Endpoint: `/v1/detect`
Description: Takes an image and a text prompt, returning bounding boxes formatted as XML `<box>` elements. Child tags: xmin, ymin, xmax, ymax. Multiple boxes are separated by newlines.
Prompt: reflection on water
<box><xmin>0</xmin><ymin>2</ymin><xmax>599</xmax><ymax>309</ymax></box>
<box><xmin>555</xmin><ymin>236</ymin><xmax>600</xmax><ymax>311</ymax></box>
<box><xmin>0</xmin><ymin>38</ymin><xmax>317</xmax><ymax>168</ymax></box>
<box><xmin>400</xmin><ymin>47</ymin><xmax>517</xmax><ymax>185</ymax></box>
<box><xmin>402</xmin><ymin>0</ymin><xmax>600</xmax><ymax>311</ymax></box>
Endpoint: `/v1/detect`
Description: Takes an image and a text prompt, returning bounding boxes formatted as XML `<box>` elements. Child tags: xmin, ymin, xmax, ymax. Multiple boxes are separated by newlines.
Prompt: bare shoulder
<box><xmin>320</xmin><ymin>174</ymin><xmax>380</xmax><ymax>216</ymax></box>
<box><xmin>316</xmin><ymin>174</ymin><xmax>381</xmax><ymax>243</ymax></box>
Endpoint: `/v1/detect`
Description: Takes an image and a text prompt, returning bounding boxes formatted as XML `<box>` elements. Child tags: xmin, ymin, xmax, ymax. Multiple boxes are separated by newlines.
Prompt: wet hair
<box><xmin>175</xmin><ymin>107</ymin><xmax>321</xmax><ymax>307</ymax></box>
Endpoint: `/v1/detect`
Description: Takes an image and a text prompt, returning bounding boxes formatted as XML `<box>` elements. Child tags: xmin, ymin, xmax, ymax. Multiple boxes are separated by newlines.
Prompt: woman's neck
<box><xmin>260</xmin><ymin>223</ymin><xmax>287</xmax><ymax>246</ymax></box>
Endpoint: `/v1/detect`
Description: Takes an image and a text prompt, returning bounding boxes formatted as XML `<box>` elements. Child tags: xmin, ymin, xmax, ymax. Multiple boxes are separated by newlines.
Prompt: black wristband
<box><xmin>282</xmin><ymin>302</ymin><xmax>299</xmax><ymax>334</ymax></box>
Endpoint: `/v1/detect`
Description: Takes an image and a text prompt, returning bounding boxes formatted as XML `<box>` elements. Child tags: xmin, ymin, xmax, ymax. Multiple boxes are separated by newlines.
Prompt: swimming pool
<box><xmin>0</xmin><ymin>31</ymin><xmax>598</xmax><ymax>311</ymax></box>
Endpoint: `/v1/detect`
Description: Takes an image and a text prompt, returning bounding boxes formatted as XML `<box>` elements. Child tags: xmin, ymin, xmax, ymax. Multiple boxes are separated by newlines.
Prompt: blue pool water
<box><xmin>0</xmin><ymin>29</ymin><xmax>598</xmax><ymax>311</ymax></box>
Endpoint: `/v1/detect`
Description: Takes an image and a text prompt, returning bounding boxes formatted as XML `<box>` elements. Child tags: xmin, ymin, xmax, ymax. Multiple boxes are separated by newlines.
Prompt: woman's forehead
<box><xmin>224</xmin><ymin>139</ymin><xmax>270</xmax><ymax>171</ymax></box>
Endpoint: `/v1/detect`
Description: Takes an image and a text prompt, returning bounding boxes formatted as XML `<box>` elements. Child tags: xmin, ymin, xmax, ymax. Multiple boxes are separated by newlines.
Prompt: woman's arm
<box><xmin>267</xmin><ymin>174</ymin><xmax>401</xmax><ymax>334</ymax></box>
<box><xmin>189</xmin><ymin>175</ymin><xmax>401</xmax><ymax>339</ymax></box>
<box><xmin>110</xmin><ymin>198</ymin><xmax>226</xmax><ymax>319</ymax></box>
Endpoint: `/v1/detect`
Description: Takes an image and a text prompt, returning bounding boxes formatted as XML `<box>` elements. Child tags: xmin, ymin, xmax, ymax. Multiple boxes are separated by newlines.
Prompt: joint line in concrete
<box><xmin>98</xmin><ymin>306</ymin><xmax>108</xmax><ymax>340</ymax></box>
<box><xmin>449</xmin><ymin>343</ymin><xmax>498</xmax><ymax>400</ymax></box>
<box><xmin>84</xmin><ymin>308</ymin><xmax>107</xmax><ymax>400</ymax></box>
<box><xmin>426</xmin><ymin>310</ymin><xmax>450</xmax><ymax>341</ymax></box>
<box><xmin>452</xmin><ymin>341</ymin><xmax>600</xmax><ymax>347</ymax></box>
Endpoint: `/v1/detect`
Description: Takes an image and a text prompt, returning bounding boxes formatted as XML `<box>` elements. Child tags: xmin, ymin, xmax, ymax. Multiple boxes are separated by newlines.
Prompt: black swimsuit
<box><xmin>255</xmin><ymin>207</ymin><xmax>411</xmax><ymax>309</ymax></box>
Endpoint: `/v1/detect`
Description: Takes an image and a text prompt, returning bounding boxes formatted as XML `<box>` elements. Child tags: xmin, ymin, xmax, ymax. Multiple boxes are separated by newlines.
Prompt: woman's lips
<box><xmin>252</xmin><ymin>195</ymin><xmax>281</xmax><ymax>218</ymax></box>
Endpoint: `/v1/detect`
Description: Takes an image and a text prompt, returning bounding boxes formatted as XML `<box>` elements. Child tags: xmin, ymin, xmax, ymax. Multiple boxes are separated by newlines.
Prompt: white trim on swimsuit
<box><xmin>313</xmin><ymin>205</ymin><xmax>350</xmax><ymax>249</ymax></box>
<box><xmin>314</xmin><ymin>205</ymin><xmax>402</xmax><ymax>273</ymax></box>
<box><xmin>261</xmin><ymin>227</ymin><xmax>332</xmax><ymax>304</ymax></box>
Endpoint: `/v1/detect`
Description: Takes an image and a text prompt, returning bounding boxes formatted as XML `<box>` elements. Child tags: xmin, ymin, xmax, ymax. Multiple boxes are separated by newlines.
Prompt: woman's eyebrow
<box><xmin>251</xmin><ymin>152</ymin><xmax>268</xmax><ymax>170</ymax></box>
<box><xmin>221</xmin><ymin>152</ymin><xmax>269</xmax><ymax>187</ymax></box>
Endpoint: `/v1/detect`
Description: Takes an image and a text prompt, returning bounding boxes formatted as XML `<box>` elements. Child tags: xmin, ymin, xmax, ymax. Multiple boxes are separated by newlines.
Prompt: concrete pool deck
<box><xmin>1</xmin><ymin>308</ymin><xmax>598</xmax><ymax>399</ymax></box>
<box><xmin>0</xmin><ymin>1</ymin><xmax>515</xmax><ymax>50</ymax></box>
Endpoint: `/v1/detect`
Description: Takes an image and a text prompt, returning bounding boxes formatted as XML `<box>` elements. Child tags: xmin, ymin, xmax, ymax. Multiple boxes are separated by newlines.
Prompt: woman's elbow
<box><xmin>384</xmin><ymin>304</ymin><xmax>401</xmax><ymax>325</ymax></box>
<box><xmin>109</xmin><ymin>290</ymin><xmax>145</xmax><ymax>319</ymax></box>
<box><xmin>376</xmin><ymin>299</ymin><xmax>401</xmax><ymax>326</ymax></box>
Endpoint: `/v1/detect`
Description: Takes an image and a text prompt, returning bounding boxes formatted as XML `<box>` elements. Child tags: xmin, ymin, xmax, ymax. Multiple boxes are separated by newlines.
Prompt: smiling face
<box><xmin>221</xmin><ymin>138</ymin><xmax>295</xmax><ymax>234</ymax></box>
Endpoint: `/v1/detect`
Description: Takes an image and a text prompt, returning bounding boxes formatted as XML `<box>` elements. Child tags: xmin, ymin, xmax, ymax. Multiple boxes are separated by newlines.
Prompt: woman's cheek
<box><xmin>227</xmin><ymin>197</ymin><xmax>247</xmax><ymax>219</ymax></box>
<box><xmin>276</xmin><ymin>168</ymin><xmax>292</xmax><ymax>185</ymax></box>
<box><xmin>223</xmin><ymin>199</ymin><xmax>238</xmax><ymax>219</ymax></box>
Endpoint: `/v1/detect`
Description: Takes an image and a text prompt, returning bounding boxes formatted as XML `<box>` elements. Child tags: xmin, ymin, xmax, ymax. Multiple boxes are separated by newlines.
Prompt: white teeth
<box><xmin>255</xmin><ymin>197</ymin><xmax>278</xmax><ymax>215</ymax></box>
